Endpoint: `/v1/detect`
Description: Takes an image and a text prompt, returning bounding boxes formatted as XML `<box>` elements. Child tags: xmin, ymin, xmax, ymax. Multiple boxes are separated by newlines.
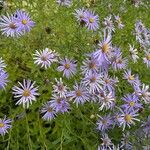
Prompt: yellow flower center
<box><xmin>125</xmin><ymin>114</ymin><xmax>132</xmax><ymax>122</ymax></box>
<box><xmin>102</xmin><ymin>43</ymin><xmax>109</xmax><ymax>53</ymax></box>
<box><xmin>128</xmin><ymin>75</ymin><xmax>134</xmax><ymax>80</ymax></box>
<box><xmin>102</xmin><ymin>120</ymin><xmax>107</xmax><ymax>125</ymax></box>
<box><xmin>89</xmin><ymin>18</ymin><xmax>94</xmax><ymax>23</ymax></box>
<box><xmin>58</xmin><ymin>85</ymin><xmax>64</xmax><ymax>91</ymax></box>
<box><xmin>22</xmin><ymin>89</ymin><xmax>31</xmax><ymax>97</ymax></box>
<box><xmin>129</xmin><ymin>101</ymin><xmax>135</xmax><ymax>107</ymax></box>
<box><xmin>147</xmin><ymin>54</ymin><xmax>150</xmax><ymax>60</ymax></box>
<box><xmin>22</xmin><ymin>19</ymin><xmax>27</xmax><ymax>25</ymax></box>
<box><xmin>0</xmin><ymin>122</ymin><xmax>4</xmax><ymax>128</ymax></box>
<box><xmin>76</xmin><ymin>90</ymin><xmax>82</xmax><ymax>96</ymax></box>
<box><xmin>64</xmin><ymin>64</ymin><xmax>70</xmax><ymax>69</ymax></box>
<box><xmin>90</xmin><ymin>77</ymin><xmax>96</xmax><ymax>82</ymax></box>
<box><xmin>41</xmin><ymin>56</ymin><xmax>47</xmax><ymax>61</ymax></box>
<box><xmin>9</xmin><ymin>23</ymin><xmax>17</xmax><ymax>29</ymax></box>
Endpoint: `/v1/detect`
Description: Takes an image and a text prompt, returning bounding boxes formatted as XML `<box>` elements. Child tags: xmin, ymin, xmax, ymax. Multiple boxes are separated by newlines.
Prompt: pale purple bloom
<box><xmin>57</xmin><ymin>57</ymin><xmax>77</xmax><ymax>79</ymax></box>
<box><xmin>123</xmin><ymin>69</ymin><xmax>140</xmax><ymax>86</ymax></box>
<box><xmin>0</xmin><ymin>116</ymin><xmax>12</xmax><ymax>136</ymax></box>
<box><xmin>114</xmin><ymin>15</ymin><xmax>124</xmax><ymax>29</ymax></box>
<box><xmin>118</xmin><ymin>108</ymin><xmax>140</xmax><ymax>131</ymax></box>
<box><xmin>56</xmin><ymin>0</ymin><xmax>72</xmax><ymax>7</ymax></box>
<box><xmin>12</xmin><ymin>79</ymin><xmax>39</xmax><ymax>108</ymax></box>
<box><xmin>0</xmin><ymin>70</ymin><xmax>8</xmax><ymax>89</ymax></box>
<box><xmin>141</xmin><ymin>116</ymin><xmax>150</xmax><ymax>134</ymax></box>
<box><xmin>67</xmin><ymin>82</ymin><xmax>89</xmax><ymax>106</ymax></box>
<box><xmin>103</xmin><ymin>15</ymin><xmax>115</xmax><ymax>32</ymax></box>
<box><xmin>121</xmin><ymin>93</ymin><xmax>142</xmax><ymax>111</ymax></box>
<box><xmin>0</xmin><ymin>57</ymin><xmax>6</xmax><ymax>70</ymax></box>
<box><xmin>15</xmin><ymin>10</ymin><xmax>35</xmax><ymax>33</ymax></box>
<box><xmin>40</xmin><ymin>102</ymin><xmax>56</xmax><ymax>121</ymax></box>
<box><xmin>0</xmin><ymin>13</ymin><xmax>22</xmax><ymax>37</ymax></box>
<box><xmin>52</xmin><ymin>78</ymin><xmax>68</xmax><ymax>98</ymax></box>
<box><xmin>74</xmin><ymin>8</ymin><xmax>86</xmax><ymax>22</ymax></box>
<box><xmin>82</xmin><ymin>72</ymin><xmax>103</xmax><ymax>94</ymax></box>
<box><xmin>83</xmin><ymin>10</ymin><xmax>99</xmax><ymax>31</ymax></box>
<box><xmin>50</xmin><ymin>95</ymin><xmax>70</xmax><ymax>113</ymax></box>
<box><xmin>143</xmin><ymin>50</ymin><xmax>150</xmax><ymax>67</ymax></box>
<box><xmin>97</xmin><ymin>114</ymin><xmax>113</xmax><ymax>131</ymax></box>
<box><xmin>93</xmin><ymin>29</ymin><xmax>112</xmax><ymax>65</ymax></box>
<box><xmin>128</xmin><ymin>44</ymin><xmax>139</xmax><ymax>63</ymax></box>
<box><xmin>33</xmin><ymin>48</ymin><xmax>58</xmax><ymax>69</ymax></box>
<box><xmin>81</xmin><ymin>56</ymin><xmax>100</xmax><ymax>75</ymax></box>
<box><xmin>111</xmin><ymin>48</ymin><xmax>128</xmax><ymax>70</ymax></box>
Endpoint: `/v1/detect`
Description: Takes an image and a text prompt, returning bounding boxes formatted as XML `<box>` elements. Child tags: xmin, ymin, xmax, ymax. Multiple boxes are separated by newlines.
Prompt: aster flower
<box><xmin>67</xmin><ymin>82</ymin><xmax>89</xmax><ymax>106</ymax></box>
<box><xmin>52</xmin><ymin>78</ymin><xmax>68</xmax><ymax>98</ymax></box>
<box><xmin>114</xmin><ymin>15</ymin><xmax>124</xmax><ymax>29</ymax></box>
<box><xmin>121</xmin><ymin>93</ymin><xmax>142</xmax><ymax>111</ymax></box>
<box><xmin>118</xmin><ymin>108</ymin><xmax>140</xmax><ymax>131</ymax></box>
<box><xmin>81</xmin><ymin>55</ymin><xmax>100</xmax><ymax>75</ymax></box>
<box><xmin>143</xmin><ymin>50</ymin><xmax>150</xmax><ymax>67</ymax></box>
<box><xmin>92</xmin><ymin>29</ymin><xmax>112</xmax><ymax>65</ymax></box>
<box><xmin>128</xmin><ymin>44</ymin><xmax>139</xmax><ymax>63</ymax></box>
<box><xmin>98</xmin><ymin>134</ymin><xmax>114</xmax><ymax>150</ymax></box>
<box><xmin>83</xmin><ymin>10</ymin><xmax>99</xmax><ymax>31</ymax></box>
<box><xmin>0</xmin><ymin>116</ymin><xmax>12</xmax><ymax>136</ymax></box>
<box><xmin>56</xmin><ymin>0</ymin><xmax>72</xmax><ymax>7</ymax></box>
<box><xmin>49</xmin><ymin>95</ymin><xmax>70</xmax><ymax>113</ymax></box>
<box><xmin>0</xmin><ymin>13</ymin><xmax>22</xmax><ymax>37</ymax></box>
<box><xmin>111</xmin><ymin>48</ymin><xmax>128</xmax><ymax>70</ymax></box>
<box><xmin>97</xmin><ymin>90</ymin><xmax>115</xmax><ymax>111</ymax></box>
<box><xmin>141</xmin><ymin>116</ymin><xmax>150</xmax><ymax>134</ymax></box>
<box><xmin>74</xmin><ymin>8</ymin><xmax>86</xmax><ymax>23</ymax></box>
<box><xmin>96</xmin><ymin>114</ymin><xmax>113</xmax><ymax>132</ymax></box>
<box><xmin>57</xmin><ymin>57</ymin><xmax>77</xmax><ymax>79</ymax></box>
<box><xmin>0</xmin><ymin>57</ymin><xmax>6</xmax><ymax>70</ymax></box>
<box><xmin>12</xmin><ymin>79</ymin><xmax>39</xmax><ymax>108</ymax></box>
<box><xmin>0</xmin><ymin>70</ymin><xmax>8</xmax><ymax>89</ymax></box>
<box><xmin>14</xmin><ymin>10</ymin><xmax>35</xmax><ymax>33</ymax></box>
<box><xmin>40</xmin><ymin>101</ymin><xmax>56</xmax><ymax>121</ymax></box>
<box><xmin>123</xmin><ymin>69</ymin><xmax>140</xmax><ymax>86</ymax></box>
<box><xmin>82</xmin><ymin>72</ymin><xmax>103</xmax><ymax>94</ymax></box>
<box><xmin>33</xmin><ymin>48</ymin><xmax>58</xmax><ymax>69</ymax></box>
<box><xmin>103</xmin><ymin>15</ymin><xmax>115</xmax><ymax>32</ymax></box>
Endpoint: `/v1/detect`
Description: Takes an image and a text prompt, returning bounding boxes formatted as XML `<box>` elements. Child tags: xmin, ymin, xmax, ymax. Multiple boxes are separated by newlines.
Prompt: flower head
<box><xmin>143</xmin><ymin>50</ymin><xmax>150</xmax><ymax>67</ymax></box>
<box><xmin>33</xmin><ymin>48</ymin><xmax>58</xmax><ymax>69</ymax></box>
<box><xmin>57</xmin><ymin>57</ymin><xmax>77</xmax><ymax>79</ymax></box>
<box><xmin>74</xmin><ymin>8</ymin><xmax>87</xmax><ymax>23</ymax></box>
<box><xmin>114</xmin><ymin>15</ymin><xmax>124</xmax><ymax>29</ymax></box>
<box><xmin>0</xmin><ymin>70</ymin><xmax>8</xmax><ymax>89</ymax></box>
<box><xmin>103</xmin><ymin>15</ymin><xmax>115</xmax><ymax>32</ymax></box>
<box><xmin>0</xmin><ymin>116</ymin><xmax>12</xmax><ymax>136</ymax></box>
<box><xmin>12</xmin><ymin>79</ymin><xmax>39</xmax><ymax>108</ymax></box>
<box><xmin>0</xmin><ymin>57</ymin><xmax>6</xmax><ymax>70</ymax></box>
<box><xmin>56</xmin><ymin>0</ymin><xmax>72</xmax><ymax>7</ymax></box>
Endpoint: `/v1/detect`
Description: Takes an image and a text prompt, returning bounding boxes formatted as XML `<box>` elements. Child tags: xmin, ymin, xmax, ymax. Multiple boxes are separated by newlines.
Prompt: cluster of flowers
<box><xmin>0</xmin><ymin>5</ymin><xmax>149</xmax><ymax>150</ymax></box>
<box><xmin>0</xmin><ymin>9</ymin><xmax>34</xmax><ymax>37</ymax></box>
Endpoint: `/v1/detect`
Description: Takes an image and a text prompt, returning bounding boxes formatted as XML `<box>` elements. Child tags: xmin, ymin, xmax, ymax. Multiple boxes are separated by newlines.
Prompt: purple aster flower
<box><xmin>83</xmin><ymin>10</ymin><xmax>99</xmax><ymax>31</ymax></box>
<box><xmin>14</xmin><ymin>10</ymin><xmax>35</xmax><ymax>33</ymax></box>
<box><xmin>0</xmin><ymin>116</ymin><xmax>12</xmax><ymax>136</ymax></box>
<box><xmin>0</xmin><ymin>13</ymin><xmax>22</xmax><ymax>37</ymax></box>
<box><xmin>141</xmin><ymin>116</ymin><xmax>150</xmax><ymax>134</ymax></box>
<box><xmin>12</xmin><ymin>79</ymin><xmax>39</xmax><ymax>108</ymax></box>
<box><xmin>57</xmin><ymin>57</ymin><xmax>77</xmax><ymax>79</ymax></box>
<box><xmin>97</xmin><ymin>90</ymin><xmax>115</xmax><ymax>111</ymax></box>
<box><xmin>118</xmin><ymin>108</ymin><xmax>140</xmax><ymax>131</ymax></box>
<box><xmin>0</xmin><ymin>70</ymin><xmax>8</xmax><ymax>89</ymax></box>
<box><xmin>49</xmin><ymin>95</ymin><xmax>70</xmax><ymax>113</ymax></box>
<box><xmin>81</xmin><ymin>55</ymin><xmax>100</xmax><ymax>75</ymax></box>
<box><xmin>74</xmin><ymin>8</ymin><xmax>87</xmax><ymax>23</ymax></box>
<box><xmin>111</xmin><ymin>48</ymin><xmax>128</xmax><ymax>70</ymax></box>
<box><xmin>123</xmin><ymin>69</ymin><xmax>140</xmax><ymax>86</ymax></box>
<box><xmin>0</xmin><ymin>57</ymin><xmax>6</xmax><ymax>70</ymax></box>
<box><xmin>56</xmin><ymin>0</ymin><xmax>72</xmax><ymax>7</ymax></box>
<box><xmin>114</xmin><ymin>15</ymin><xmax>124</xmax><ymax>29</ymax></box>
<box><xmin>121</xmin><ymin>93</ymin><xmax>142</xmax><ymax>111</ymax></box>
<box><xmin>52</xmin><ymin>78</ymin><xmax>69</xmax><ymax>98</ymax></box>
<box><xmin>33</xmin><ymin>48</ymin><xmax>58</xmax><ymax>69</ymax></box>
<box><xmin>96</xmin><ymin>114</ymin><xmax>113</xmax><ymax>132</ymax></box>
<box><xmin>103</xmin><ymin>15</ymin><xmax>115</xmax><ymax>32</ymax></box>
<box><xmin>82</xmin><ymin>72</ymin><xmax>103</xmax><ymax>94</ymax></box>
<box><xmin>67</xmin><ymin>82</ymin><xmax>89</xmax><ymax>106</ymax></box>
<box><xmin>143</xmin><ymin>50</ymin><xmax>150</xmax><ymax>67</ymax></box>
<box><xmin>40</xmin><ymin>101</ymin><xmax>56</xmax><ymax>121</ymax></box>
<box><xmin>92</xmin><ymin>29</ymin><xmax>112</xmax><ymax>65</ymax></box>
